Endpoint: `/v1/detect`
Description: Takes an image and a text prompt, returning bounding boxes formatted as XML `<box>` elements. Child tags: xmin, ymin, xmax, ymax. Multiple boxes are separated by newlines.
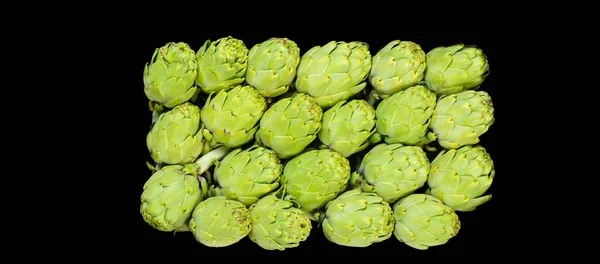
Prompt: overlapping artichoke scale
<box><xmin>424</xmin><ymin>44</ymin><xmax>489</xmax><ymax>96</ymax></box>
<box><xmin>246</xmin><ymin>38</ymin><xmax>300</xmax><ymax>97</ymax></box>
<box><xmin>351</xmin><ymin>143</ymin><xmax>429</xmax><ymax>204</ymax></box>
<box><xmin>281</xmin><ymin>149</ymin><xmax>351</xmax><ymax>214</ymax></box>
<box><xmin>201</xmin><ymin>85</ymin><xmax>267</xmax><ymax>148</ymax></box>
<box><xmin>140</xmin><ymin>165</ymin><xmax>203</xmax><ymax>232</ymax></box>
<box><xmin>369</xmin><ymin>40</ymin><xmax>426</xmax><ymax>98</ymax></box>
<box><xmin>295</xmin><ymin>41</ymin><xmax>372</xmax><ymax>108</ymax></box>
<box><xmin>248</xmin><ymin>193</ymin><xmax>312</xmax><ymax>250</ymax></box>
<box><xmin>211</xmin><ymin>146</ymin><xmax>283</xmax><ymax>206</ymax></box>
<box><xmin>189</xmin><ymin>196</ymin><xmax>251</xmax><ymax>247</ymax></box>
<box><xmin>318</xmin><ymin>99</ymin><xmax>376</xmax><ymax>157</ymax></box>
<box><xmin>147</xmin><ymin>102</ymin><xmax>204</xmax><ymax>165</ymax></box>
<box><xmin>256</xmin><ymin>93</ymin><xmax>322</xmax><ymax>159</ymax></box>
<box><xmin>430</xmin><ymin>90</ymin><xmax>494</xmax><ymax>149</ymax></box>
<box><xmin>195</xmin><ymin>37</ymin><xmax>248</xmax><ymax>94</ymax></box>
<box><xmin>375</xmin><ymin>85</ymin><xmax>437</xmax><ymax>145</ymax></box>
<box><xmin>426</xmin><ymin>145</ymin><xmax>494</xmax><ymax>212</ymax></box>
<box><xmin>143</xmin><ymin>42</ymin><xmax>198</xmax><ymax>108</ymax></box>
<box><xmin>322</xmin><ymin>189</ymin><xmax>394</xmax><ymax>247</ymax></box>
<box><xmin>392</xmin><ymin>194</ymin><xmax>460</xmax><ymax>250</ymax></box>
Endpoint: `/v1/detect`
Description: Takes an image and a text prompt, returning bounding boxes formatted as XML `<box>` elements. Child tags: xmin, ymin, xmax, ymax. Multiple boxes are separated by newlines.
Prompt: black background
<box><xmin>121</xmin><ymin>28</ymin><xmax>505</xmax><ymax>258</ymax></box>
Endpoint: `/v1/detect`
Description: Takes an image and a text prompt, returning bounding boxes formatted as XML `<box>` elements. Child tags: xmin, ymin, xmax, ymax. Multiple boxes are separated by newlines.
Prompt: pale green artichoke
<box><xmin>426</xmin><ymin>145</ymin><xmax>494</xmax><ymax>212</ymax></box>
<box><xmin>140</xmin><ymin>146</ymin><xmax>230</xmax><ymax>232</ymax></box>
<box><xmin>255</xmin><ymin>93</ymin><xmax>322</xmax><ymax>159</ymax></box>
<box><xmin>369</xmin><ymin>40</ymin><xmax>426</xmax><ymax>99</ymax></box>
<box><xmin>350</xmin><ymin>143</ymin><xmax>429</xmax><ymax>204</ymax></box>
<box><xmin>146</xmin><ymin>102</ymin><xmax>204</xmax><ymax>165</ymax></box>
<box><xmin>188</xmin><ymin>196</ymin><xmax>251</xmax><ymax>247</ymax></box>
<box><xmin>211</xmin><ymin>146</ymin><xmax>283</xmax><ymax>206</ymax></box>
<box><xmin>143</xmin><ymin>42</ymin><xmax>197</xmax><ymax>108</ymax></box>
<box><xmin>393</xmin><ymin>194</ymin><xmax>461</xmax><ymax>250</ymax></box>
<box><xmin>424</xmin><ymin>44</ymin><xmax>489</xmax><ymax>96</ymax></box>
<box><xmin>196</xmin><ymin>36</ymin><xmax>248</xmax><ymax>94</ymax></box>
<box><xmin>318</xmin><ymin>99</ymin><xmax>376</xmax><ymax>157</ymax></box>
<box><xmin>248</xmin><ymin>193</ymin><xmax>312</xmax><ymax>250</ymax></box>
<box><xmin>430</xmin><ymin>90</ymin><xmax>495</xmax><ymax>149</ymax></box>
<box><xmin>375</xmin><ymin>85</ymin><xmax>437</xmax><ymax>146</ymax></box>
<box><xmin>295</xmin><ymin>41</ymin><xmax>372</xmax><ymax>108</ymax></box>
<box><xmin>322</xmin><ymin>189</ymin><xmax>394</xmax><ymax>247</ymax></box>
<box><xmin>246</xmin><ymin>38</ymin><xmax>300</xmax><ymax>98</ymax></box>
<box><xmin>281</xmin><ymin>149</ymin><xmax>351</xmax><ymax>217</ymax></box>
<box><xmin>201</xmin><ymin>85</ymin><xmax>267</xmax><ymax>148</ymax></box>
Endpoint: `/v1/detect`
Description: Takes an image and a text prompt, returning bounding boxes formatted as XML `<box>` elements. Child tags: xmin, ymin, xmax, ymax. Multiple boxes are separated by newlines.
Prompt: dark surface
<box><xmin>119</xmin><ymin>30</ymin><xmax>506</xmax><ymax>258</ymax></box>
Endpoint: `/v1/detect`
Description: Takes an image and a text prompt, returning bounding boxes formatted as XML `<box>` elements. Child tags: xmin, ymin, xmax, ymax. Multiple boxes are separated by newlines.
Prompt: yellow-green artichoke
<box><xmin>189</xmin><ymin>196</ymin><xmax>251</xmax><ymax>247</ymax></box>
<box><xmin>195</xmin><ymin>36</ymin><xmax>248</xmax><ymax>94</ymax></box>
<box><xmin>426</xmin><ymin>145</ymin><xmax>494</xmax><ymax>212</ymax></box>
<box><xmin>423</xmin><ymin>44</ymin><xmax>489</xmax><ymax>96</ymax></box>
<box><xmin>295</xmin><ymin>41</ymin><xmax>372</xmax><ymax>108</ymax></box>
<box><xmin>245</xmin><ymin>38</ymin><xmax>300</xmax><ymax>98</ymax></box>
<box><xmin>393</xmin><ymin>194</ymin><xmax>461</xmax><ymax>250</ymax></box>
<box><xmin>143</xmin><ymin>42</ymin><xmax>197</xmax><ymax>108</ymax></box>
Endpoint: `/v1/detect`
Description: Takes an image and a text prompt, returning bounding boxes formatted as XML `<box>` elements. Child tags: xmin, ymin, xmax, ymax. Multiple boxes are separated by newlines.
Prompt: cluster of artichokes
<box><xmin>140</xmin><ymin>37</ymin><xmax>496</xmax><ymax>251</ymax></box>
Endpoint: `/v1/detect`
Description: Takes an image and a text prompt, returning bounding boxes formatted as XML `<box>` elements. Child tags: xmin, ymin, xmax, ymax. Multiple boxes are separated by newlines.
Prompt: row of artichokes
<box><xmin>140</xmin><ymin>36</ymin><xmax>496</xmax><ymax>251</ymax></box>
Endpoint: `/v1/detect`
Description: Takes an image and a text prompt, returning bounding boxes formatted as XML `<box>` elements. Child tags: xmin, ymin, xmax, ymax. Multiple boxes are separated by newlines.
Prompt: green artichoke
<box><xmin>245</xmin><ymin>38</ymin><xmax>300</xmax><ymax>98</ymax></box>
<box><xmin>140</xmin><ymin>146</ymin><xmax>230</xmax><ymax>232</ymax></box>
<box><xmin>350</xmin><ymin>143</ymin><xmax>429</xmax><ymax>204</ymax></box>
<box><xmin>255</xmin><ymin>93</ymin><xmax>323</xmax><ymax>159</ymax></box>
<box><xmin>188</xmin><ymin>196</ymin><xmax>251</xmax><ymax>247</ymax></box>
<box><xmin>375</xmin><ymin>85</ymin><xmax>437</xmax><ymax>146</ymax></box>
<box><xmin>295</xmin><ymin>41</ymin><xmax>372</xmax><ymax>108</ymax></box>
<box><xmin>143</xmin><ymin>42</ymin><xmax>197</xmax><ymax>108</ymax></box>
<box><xmin>196</xmin><ymin>36</ymin><xmax>248</xmax><ymax>94</ymax></box>
<box><xmin>423</xmin><ymin>44</ymin><xmax>489</xmax><ymax>96</ymax></box>
<box><xmin>146</xmin><ymin>102</ymin><xmax>204</xmax><ymax>165</ymax></box>
<box><xmin>318</xmin><ymin>99</ymin><xmax>376</xmax><ymax>157</ymax></box>
<box><xmin>248</xmin><ymin>193</ymin><xmax>312</xmax><ymax>251</ymax></box>
<box><xmin>201</xmin><ymin>85</ymin><xmax>267</xmax><ymax>148</ymax></box>
<box><xmin>281</xmin><ymin>149</ymin><xmax>351</xmax><ymax>217</ymax></box>
<box><xmin>430</xmin><ymin>90</ymin><xmax>495</xmax><ymax>149</ymax></box>
<box><xmin>322</xmin><ymin>189</ymin><xmax>394</xmax><ymax>247</ymax></box>
<box><xmin>426</xmin><ymin>145</ymin><xmax>494</xmax><ymax>212</ymax></box>
<box><xmin>369</xmin><ymin>40</ymin><xmax>426</xmax><ymax>99</ymax></box>
<box><xmin>393</xmin><ymin>194</ymin><xmax>461</xmax><ymax>250</ymax></box>
<box><xmin>211</xmin><ymin>146</ymin><xmax>283</xmax><ymax>206</ymax></box>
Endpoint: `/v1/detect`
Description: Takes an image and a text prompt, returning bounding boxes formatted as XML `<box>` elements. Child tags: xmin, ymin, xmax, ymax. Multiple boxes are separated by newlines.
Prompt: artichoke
<box><xmin>140</xmin><ymin>146</ymin><xmax>230</xmax><ymax>232</ymax></box>
<box><xmin>393</xmin><ymin>194</ymin><xmax>461</xmax><ymax>250</ymax></box>
<box><xmin>201</xmin><ymin>85</ymin><xmax>267</xmax><ymax>148</ymax></box>
<box><xmin>143</xmin><ymin>42</ymin><xmax>197</xmax><ymax>108</ymax></box>
<box><xmin>423</xmin><ymin>44</ymin><xmax>489</xmax><ymax>96</ymax></box>
<box><xmin>211</xmin><ymin>146</ymin><xmax>283</xmax><ymax>206</ymax></box>
<box><xmin>375</xmin><ymin>85</ymin><xmax>437</xmax><ymax>146</ymax></box>
<box><xmin>295</xmin><ymin>41</ymin><xmax>372</xmax><ymax>108</ymax></box>
<box><xmin>321</xmin><ymin>189</ymin><xmax>394</xmax><ymax>247</ymax></box>
<box><xmin>246</xmin><ymin>38</ymin><xmax>300</xmax><ymax>98</ymax></box>
<box><xmin>350</xmin><ymin>143</ymin><xmax>429</xmax><ymax>204</ymax></box>
<box><xmin>196</xmin><ymin>36</ymin><xmax>248</xmax><ymax>94</ymax></box>
<box><xmin>426</xmin><ymin>145</ymin><xmax>494</xmax><ymax>212</ymax></box>
<box><xmin>255</xmin><ymin>93</ymin><xmax>323</xmax><ymax>159</ymax></box>
<box><xmin>430</xmin><ymin>90</ymin><xmax>495</xmax><ymax>149</ymax></box>
<box><xmin>248</xmin><ymin>193</ymin><xmax>312</xmax><ymax>251</ymax></box>
<box><xmin>369</xmin><ymin>40</ymin><xmax>426</xmax><ymax>99</ymax></box>
<box><xmin>281</xmin><ymin>149</ymin><xmax>351</xmax><ymax>217</ymax></box>
<box><xmin>188</xmin><ymin>196</ymin><xmax>251</xmax><ymax>247</ymax></box>
<box><xmin>318</xmin><ymin>99</ymin><xmax>376</xmax><ymax>157</ymax></box>
<box><xmin>146</xmin><ymin>102</ymin><xmax>204</xmax><ymax>165</ymax></box>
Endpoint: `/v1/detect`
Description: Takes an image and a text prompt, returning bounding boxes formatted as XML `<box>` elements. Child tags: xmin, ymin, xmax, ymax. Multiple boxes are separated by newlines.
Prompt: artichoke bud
<box><xmin>143</xmin><ymin>42</ymin><xmax>198</xmax><ymax>109</ymax></box>
<box><xmin>423</xmin><ymin>43</ymin><xmax>490</xmax><ymax>96</ymax></box>
<box><xmin>196</xmin><ymin>36</ymin><xmax>249</xmax><ymax>94</ymax></box>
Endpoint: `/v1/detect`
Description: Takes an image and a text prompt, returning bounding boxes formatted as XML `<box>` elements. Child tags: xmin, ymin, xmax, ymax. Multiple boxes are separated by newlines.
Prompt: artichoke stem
<box><xmin>173</xmin><ymin>223</ymin><xmax>190</xmax><ymax>233</ymax></box>
<box><xmin>366</xmin><ymin>90</ymin><xmax>379</xmax><ymax>106</ymax></box>
<box><xmin>193</xmin><ymin>145</ymin><xmax>231</xmax><ymax>175</ymax></box>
